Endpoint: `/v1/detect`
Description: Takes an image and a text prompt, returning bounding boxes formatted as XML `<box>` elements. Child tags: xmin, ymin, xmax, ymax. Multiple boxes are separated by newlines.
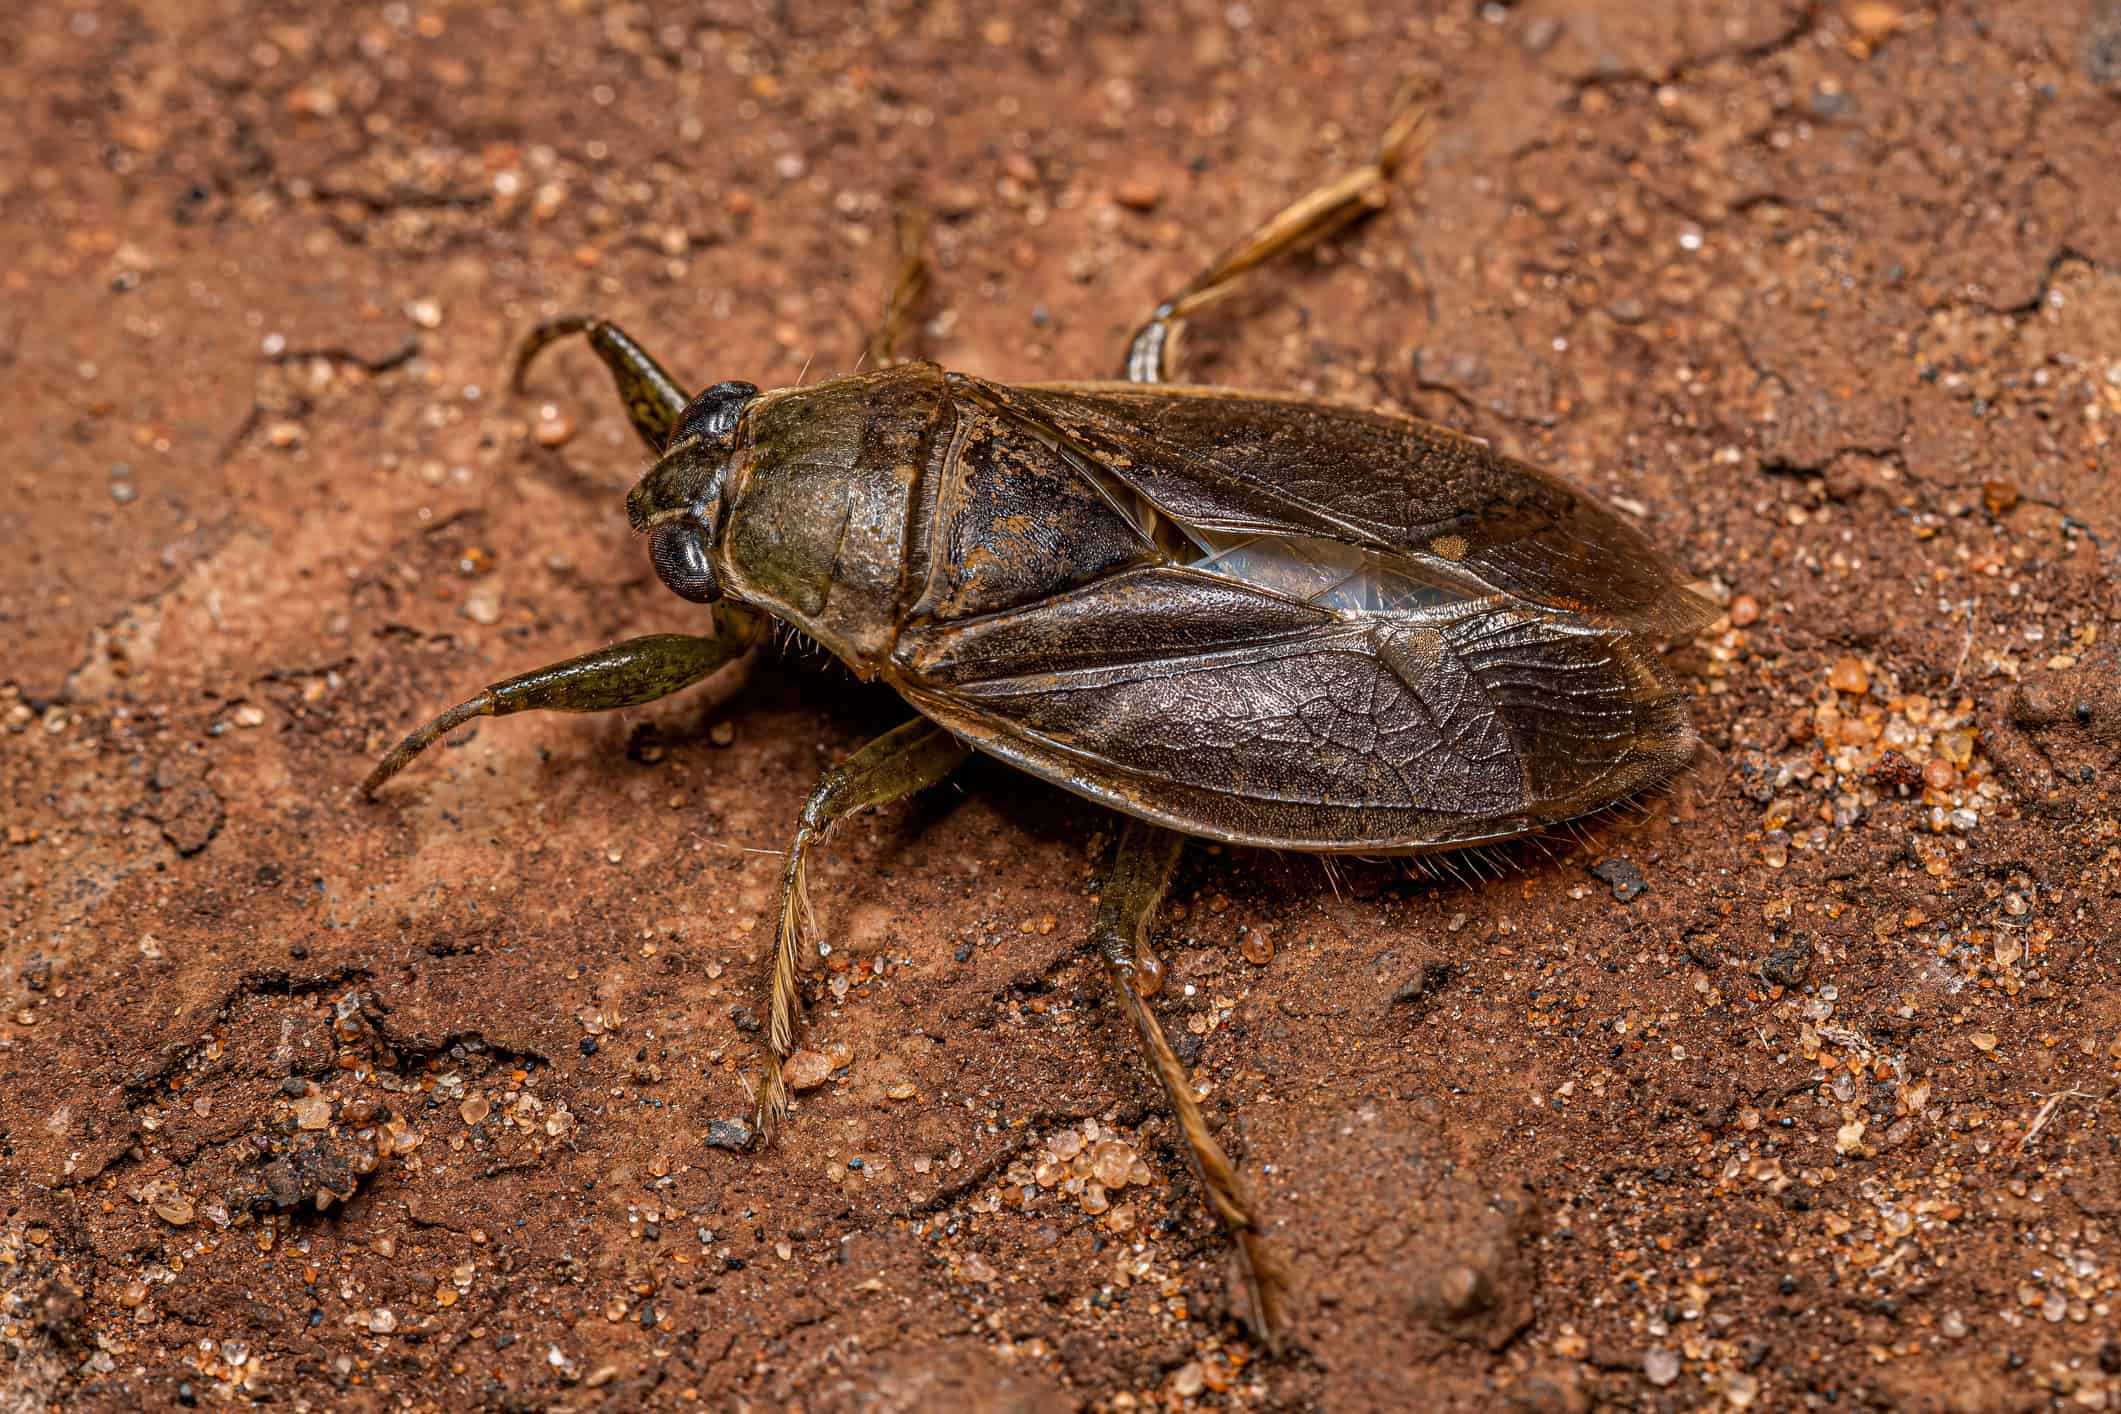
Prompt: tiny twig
<box><xmin>1948</xmin><ymin>595</ymin><xmax>1979</xmax><ymax>690</ymax></box>
<box><xmin>2018</xmin><ymin>1087</ymin><xmax>2097</xmax><ymax>1151</ymax></box>
<box><xmin>269</xmin><ymin>337</ymin><xmax>421</xmax><ymax>375</ymax></box>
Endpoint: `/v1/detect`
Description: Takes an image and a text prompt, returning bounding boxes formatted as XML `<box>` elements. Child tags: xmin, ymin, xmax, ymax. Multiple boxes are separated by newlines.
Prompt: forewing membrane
<box><xmin>892</xmin><ymin>567</ymin><xmax>1695</xmax><ymax>852</ymax></box>
<box><xmin>950</xmin><ymin>376</ymin><xmax>1715</xmax><ymax>637</ymax></box>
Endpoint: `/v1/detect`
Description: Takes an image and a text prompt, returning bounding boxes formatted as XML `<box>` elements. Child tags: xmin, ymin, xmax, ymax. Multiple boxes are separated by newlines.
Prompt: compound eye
<box><xmin>650</xmin><ymin>520</ymin><xmax>720</xmax><ymax>604</ymax></box>
<box><xmin>670</xmin><ymin>380</ymin><xmax>759</xmax><ymax>448</ymax></box>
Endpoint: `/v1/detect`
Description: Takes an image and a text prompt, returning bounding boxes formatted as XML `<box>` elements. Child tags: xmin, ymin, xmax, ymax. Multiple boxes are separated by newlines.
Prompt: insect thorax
<box><xmin>718</xmin><ymin>363</ymin><xmax>949</xmax><ymax>670</ymax></box>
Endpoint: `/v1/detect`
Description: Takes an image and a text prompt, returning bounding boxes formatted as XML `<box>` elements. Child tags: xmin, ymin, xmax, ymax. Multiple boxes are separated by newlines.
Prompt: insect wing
<box><xmin>952</xmin><ymin>377</ymin><xmax>1715</xmax><ymax>637</ymax></box>
<box><xmin>891</xmin><ymin>566</ymin><xmax>1696</xmax><ymax>852</ymax></box>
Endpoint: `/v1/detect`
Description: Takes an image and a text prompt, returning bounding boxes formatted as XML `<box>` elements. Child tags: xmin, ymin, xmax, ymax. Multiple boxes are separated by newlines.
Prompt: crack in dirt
<box><xmin>1564</xmin><ymin>3</ymin><xmax>1823</xmax><ymax>91</ymax></box>
<box><xmin>118</xmin><ymin>966</ymin><xmax>376</xmax><ymax>1110</ymax></box>
<box><xmin>117</xmin><ymin>965</ymin><xmax>550</xmax><ymax>1116</ymax></box>
<box><xmin>1921</xmin><ymin>243</ymin><xmax>2100</xmax><ymax>321</ymax></box>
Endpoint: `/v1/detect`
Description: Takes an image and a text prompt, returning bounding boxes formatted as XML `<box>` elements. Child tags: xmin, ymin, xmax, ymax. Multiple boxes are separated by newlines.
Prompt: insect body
<box><xmin>361</xmin><ymin>93</ymin><xmax>1709</xmax><ymax>1342</ymax></box>
<box><xmin>637</xmin><ymin>364</ymin><xmax>1704</xmax><ymax>852</ymax></box>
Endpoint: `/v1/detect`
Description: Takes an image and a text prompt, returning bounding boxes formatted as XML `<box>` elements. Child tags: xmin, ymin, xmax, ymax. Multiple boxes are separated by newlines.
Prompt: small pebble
<box><xmin>294</xmin><ymin>1096</ymin><xmax>331</xmax><ymax>1130</ymax></box>
<box><xmin>1434</xmin><ymin>1263</ymin><xmax>1489</xmax><ymax>1316</ymax></box>
<box><xmin>1847</xmin><ymin>3</ymin><xmax>1902</xmax><ymax>45</ymax></box>
<box><xmin>784</xmin><ymin>1049</ymin><xmax>833</xmax><ymax>1090</ymax></box>
<box><xmin>934</xmin><ymin>183</ymin><xmax>981</xmax><ymax>218</ymax></box>
<box><xmin>367</xmin><ymin>1307</ymin><xmax>398</xmax><ymax>1334</ymax></box>
<box><xmin>1643</xmin><ymin>1346</ymin><xmax>1679</xmax><ymax>1386</ymax></box>
<box><xmin>233</xmin><ymin>704</ymin><xmax>266</xmax><ymax>728</ymax></box>
<box><xmin>1114</xmin><ymin>179</ymin><xmax>1163</xmax><ymax>211</ymax></box>
<box><xmin>460</xmin><ymin>1095</ymin><xmax>491</xmax><ymax>1126</ymax></box>
<box><xmin>1591</xmin><ymin>856</ymin><xmax>1647</xmax><ymax>903</ymax></box>
<box><xmin>533</xmin><ymin>408</ymin><xmax>576</xmax><ymax>447</ymax></box>
<box><xmin>1239</xmin><ymin>928</ymin><xmax>1274</xmax><ymax>965</ymax></box>
<box><xmin>1091</xmin><ymin>1141</ymin><xmax>1133</xmax><ymax>1189</ymax></box>
<box><xmin>704</xmin><ymin>1117</ymin><xmax>753</xmax><ymax>1151</ymax></box>
<box><xmin>1728</xmin><ymin>593</ymin><xmax>1760</xmax><ymax>627</ymax></box>
<box><xmin>1172</xmin><ymin>1362</ymin><xmax>1205</xmax><ymax>1398</ymax></box>
<box><xmin>709</xmin><ymin>721</ymin><xmax>737</xmax><ymax>748</ymax></box>
<box><xmin>404</xmin><ymin>297</ymin><xmax>443</xmax><ymax>329</ymax></box>
<box><xmin>152</xmin><ymin>1195</ymin><xmax>196</xmax><ymax>1227</ymax></box>
<box><xmin>463</xmin><ymin>589</ymin><xmax>502</xmax><ymax>626</ymax></box>
<box><xmin>1829</xmin><ymin>656</ymin><xmax>1870</xmax><ymax>695</ymax></box>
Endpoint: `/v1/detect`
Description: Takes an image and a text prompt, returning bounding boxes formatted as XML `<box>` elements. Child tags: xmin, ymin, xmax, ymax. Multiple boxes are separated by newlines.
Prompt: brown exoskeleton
<box><xmin>361</xmin><ymin>92</ymin><xmax>1710</xmax><ymax>1343</ymax></box>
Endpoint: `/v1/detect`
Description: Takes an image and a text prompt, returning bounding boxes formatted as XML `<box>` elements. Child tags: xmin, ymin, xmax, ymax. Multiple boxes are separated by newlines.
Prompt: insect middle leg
<box><xmin>1123</xmin><ymin>83</ymin><xmax>1436</xmax><ymax>384</ymax></box>
<box><xmin>756</xmin><ymin>718</ymin><xmax>971</xmax><ymax>1133</ymax></box>
<box><xmin>1095</xmin><ymin>817</ymin><xmax>1286</xmax><ymax>1345</ymax></box>
<box><xmin>864</xmin><ymin>203</ymin><xmax>931</xmax><ymax>370</ymax></box>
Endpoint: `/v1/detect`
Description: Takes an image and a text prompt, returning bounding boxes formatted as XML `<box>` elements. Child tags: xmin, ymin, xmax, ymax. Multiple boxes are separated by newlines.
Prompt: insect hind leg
<box><xmin>1123</xmin><ymin>81</ymin><xmax>1436</xmax><ymax>385</ymax></box>
<box><xmin>754</xmin><ymin>719</ymin><xmax>970</xmax><ymax>1136</ymax></box>
<box><xmin>513</xmin><ymin>315</ymin><xmax>690</xmax><ymax>451</ymax></box>
<box><xmin>1094</xmin><ymin>817</ymin><xmax>1286</xmax><ymax>1347</ymax></box>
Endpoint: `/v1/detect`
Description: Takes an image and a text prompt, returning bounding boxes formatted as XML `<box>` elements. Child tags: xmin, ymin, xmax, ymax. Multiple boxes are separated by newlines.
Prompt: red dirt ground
<box><xmin>6</xmin><ymin>1</ymin><xmax>2121</xmax><ymax>1409</ymax></box>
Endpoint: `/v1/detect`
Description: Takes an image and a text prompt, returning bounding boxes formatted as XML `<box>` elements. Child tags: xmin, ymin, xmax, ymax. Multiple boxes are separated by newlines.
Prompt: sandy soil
<box><xmin>5</xmin><ymin>1</ymin><xmax>2121</xmax><ymax>1409</ymax></box>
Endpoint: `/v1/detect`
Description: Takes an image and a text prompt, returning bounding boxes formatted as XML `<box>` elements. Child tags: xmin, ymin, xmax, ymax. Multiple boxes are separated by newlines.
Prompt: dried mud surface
<box><xmin>6</xmin><ymin>2</ymin><xmax>2121</xmax><ymax>1410</ymax></box>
